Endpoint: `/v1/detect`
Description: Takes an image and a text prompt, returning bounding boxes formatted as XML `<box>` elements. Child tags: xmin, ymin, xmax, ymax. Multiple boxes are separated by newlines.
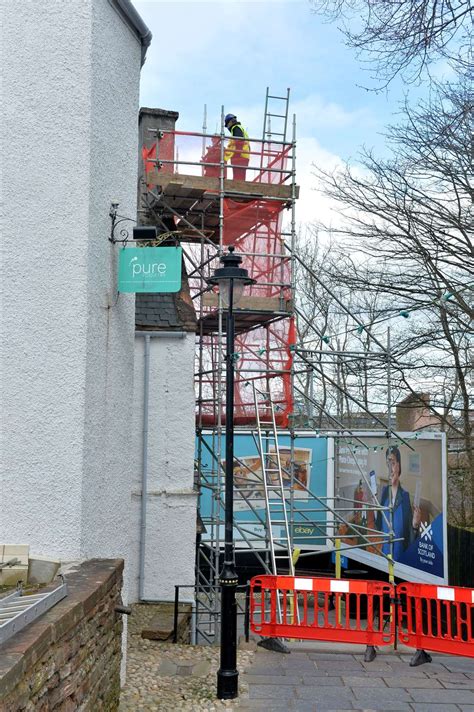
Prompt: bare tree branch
<box><xmin>310</xmin><ymin>0</ymin><xmax>473</xmax><ymax>86</ymax></box>
<box><xmin>307</xmin><ymin>77</ymin><xmax>473</xmax><ymax>525</ymax></box>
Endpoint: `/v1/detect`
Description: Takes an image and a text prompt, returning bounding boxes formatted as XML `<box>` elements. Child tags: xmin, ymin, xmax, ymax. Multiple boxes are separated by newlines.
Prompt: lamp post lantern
<box><xmin>208</xmin><ymin>246</ymin><xmax>255</xmax><ymax>700</ymax></box>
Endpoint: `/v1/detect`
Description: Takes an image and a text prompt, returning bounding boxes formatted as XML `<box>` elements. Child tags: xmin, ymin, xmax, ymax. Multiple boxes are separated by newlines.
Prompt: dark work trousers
<box><xmin>231</xmin><ymin>156</ymin><xmax>249</xmax><ymax>180</ymax></box>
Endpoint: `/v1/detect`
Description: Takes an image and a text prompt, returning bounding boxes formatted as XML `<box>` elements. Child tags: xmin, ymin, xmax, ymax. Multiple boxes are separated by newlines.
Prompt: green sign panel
<box><xmin>118</xmin><ymin>246</ymin><xmax>182</xmax><ymax>293</ymax></box>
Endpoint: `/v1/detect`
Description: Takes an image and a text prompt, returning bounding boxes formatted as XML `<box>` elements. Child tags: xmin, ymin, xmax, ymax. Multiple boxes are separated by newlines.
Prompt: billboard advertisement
<box><xmin>335</xmin><ymin>432</ymin><xmax>447</xmax><ymax>583</ymax></box>
<box><xmin>198</xmin><ymin>432</ymin><xmax>333</xmax><ymax>550</ymax></box>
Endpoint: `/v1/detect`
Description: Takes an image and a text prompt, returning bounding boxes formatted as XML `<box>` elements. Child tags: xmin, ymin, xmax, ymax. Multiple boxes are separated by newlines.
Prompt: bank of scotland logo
<box><xmin>420</xmin><ymin>521</ymin><xmax>432</xmax><ymax>541</ymax></box>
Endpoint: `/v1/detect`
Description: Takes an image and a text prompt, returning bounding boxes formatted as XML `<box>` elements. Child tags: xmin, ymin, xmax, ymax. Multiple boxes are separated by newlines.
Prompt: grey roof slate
<box><xmin>135</xmin><ymin>262</ymin><xmax>197</xmax><ymax>332</ymax></box>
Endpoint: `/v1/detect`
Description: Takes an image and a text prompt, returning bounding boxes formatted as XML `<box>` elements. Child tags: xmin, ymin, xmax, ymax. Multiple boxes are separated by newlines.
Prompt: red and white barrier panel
<box><xmin>398</xmin><ymin>582</ymin><xmax>474</xmax><ymax>658</ymax></box>
<box><xmin>250</xmin><ymin>575</ymin><xmax>395</xmax><ymax>647</ymax></box>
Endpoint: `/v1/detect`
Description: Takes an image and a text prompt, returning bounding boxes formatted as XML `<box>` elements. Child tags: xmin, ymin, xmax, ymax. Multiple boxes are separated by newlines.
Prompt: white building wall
<box><xmin>130</xmin><ymin>334</ymin><xmax>197</xmax><ymax>603</ymax></box>
<box><xmin>1</xmin><ymin>0</ymin><xmax>142</xmax><ymax>579</ymax></box>
<box><xmin>80</xmin><ymin>1</ymin><xmax>141</xmax><ymax>565</ymax></box>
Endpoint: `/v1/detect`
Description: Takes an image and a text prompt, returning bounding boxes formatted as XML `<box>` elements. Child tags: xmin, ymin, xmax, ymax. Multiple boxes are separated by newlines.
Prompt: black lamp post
<box><xmin>208</xmin><ymin>246</ymin><xmax>255</xmax><ymax>700</ymax></box>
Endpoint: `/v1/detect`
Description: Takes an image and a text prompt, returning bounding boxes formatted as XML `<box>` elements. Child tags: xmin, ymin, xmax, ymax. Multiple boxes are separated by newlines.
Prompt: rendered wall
<box><xmin>130</xmin><ymin>335</ymin><xmax>197</xmax><ymax>602</ymax></box>
<box><xmin>1</xmin><ymin>0</ymin><xmax>141</xmax><ymax>574</ymax></box>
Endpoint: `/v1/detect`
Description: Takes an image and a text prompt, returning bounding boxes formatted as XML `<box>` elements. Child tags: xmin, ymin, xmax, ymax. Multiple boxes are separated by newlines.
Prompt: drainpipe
<box><xmin>136</xmin><ymin>330</ymin><xmax>187</xmax><ymax>600</ymax></box>
<box><xmin>138</xmin><ymin>334</ymin><xmax>151</xmax><ymax>601</ymax></box>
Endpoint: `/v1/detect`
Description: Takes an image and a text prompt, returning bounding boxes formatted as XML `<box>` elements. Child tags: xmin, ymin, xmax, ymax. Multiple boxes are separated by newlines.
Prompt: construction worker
<box><xmin>224</xmin><ymin>114</ymin><xmax>250</xmax><ymax>180</ymax></box>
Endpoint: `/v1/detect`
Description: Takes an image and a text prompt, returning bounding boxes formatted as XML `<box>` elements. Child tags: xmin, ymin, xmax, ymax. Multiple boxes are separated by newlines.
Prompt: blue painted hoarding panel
<box><xmin>197</xmin><ymin>433</ymin><xmax>330</xmax><ymax>550</ymax></box>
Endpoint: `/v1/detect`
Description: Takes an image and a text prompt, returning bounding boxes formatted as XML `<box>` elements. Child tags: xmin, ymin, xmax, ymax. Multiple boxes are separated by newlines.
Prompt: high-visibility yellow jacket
<box><xmin>224</xmin><ymin>123</ymin><xmax>250</xmax><ymax>162</ymax></box>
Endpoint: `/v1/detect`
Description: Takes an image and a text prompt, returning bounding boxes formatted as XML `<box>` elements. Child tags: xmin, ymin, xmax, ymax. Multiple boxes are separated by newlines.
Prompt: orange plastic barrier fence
<box><xmin>398</xmin><ymin>582</ymin><xmax>474</xmax><ymax>658</ymax></box>
<box><xmin>250</xmin><ymin>575</ymin><xmax>395</xmax><ymax>647</ymax></box>
<box><xmin>250</xmin><ymin>575</ymin><xmax>474</xmax><ymax>659</ymax></box>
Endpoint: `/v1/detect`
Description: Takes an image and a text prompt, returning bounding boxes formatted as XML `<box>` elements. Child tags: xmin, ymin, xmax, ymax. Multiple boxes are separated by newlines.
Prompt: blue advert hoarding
<box><xmin>197</xmin><ymin>432</ymin><xmax>331</xmax><ymax>550</ymax></box>
<box><xmin>335</xmin><ymin>433</ymin><xmax>447</xmax><ymax>584</ymax></box>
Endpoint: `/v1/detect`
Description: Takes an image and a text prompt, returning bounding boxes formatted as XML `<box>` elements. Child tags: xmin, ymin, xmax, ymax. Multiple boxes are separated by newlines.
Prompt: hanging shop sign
<box><xmin>118</xmin><ymin>246</ymin><xmax>182</xmax><ymax>293</ymax></box>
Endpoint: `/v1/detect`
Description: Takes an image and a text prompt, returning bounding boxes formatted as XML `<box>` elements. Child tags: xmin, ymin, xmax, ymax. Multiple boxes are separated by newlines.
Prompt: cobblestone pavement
<box><xmin>119</xmin><ymin>638</ymin><xmax>255</xmax><ymax>711</ymax></box>
<box><xmin>120</xmin><ymin>606</ymin><xmax>474</xmax><ymax>711</ymax></box>
<box><xmin>119</xmin><ymin>603</ymin><xmax>256</xmax><ymax>712</ymax></box>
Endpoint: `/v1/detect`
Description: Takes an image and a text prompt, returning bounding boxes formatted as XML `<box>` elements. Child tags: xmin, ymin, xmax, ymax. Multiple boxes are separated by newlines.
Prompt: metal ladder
<box><xmin>0</xmin><ymin>580</ymin><xmax>68</xmax><ymax>645</ymax></box>
<box><xmin>252</xmin><ymin>383</ymin><xmax>295</xmax><ymax>578</ymax></box>
<box><xmin>262</xmin><ymin>87</ymin><xmax>291</xmax><ymax>143</ymax></box>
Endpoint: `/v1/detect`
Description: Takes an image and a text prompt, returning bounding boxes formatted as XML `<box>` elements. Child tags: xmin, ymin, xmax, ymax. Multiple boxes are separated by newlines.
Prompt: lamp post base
<box><xmin>217</xmin><ymin>567</ymin><xmax>239</xmax><ymax>699</ymax></box>
<box><xmin>217</xmin><ymin>669</ymin><xmax>239</xmax><ymax>699</ymax></box>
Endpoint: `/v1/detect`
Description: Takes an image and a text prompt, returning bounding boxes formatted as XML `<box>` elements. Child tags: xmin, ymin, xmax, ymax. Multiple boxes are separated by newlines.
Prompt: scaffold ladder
<box><xmin>0</xmin><ymin>580</ymin><xmax>68</xmax><ymax>645</ymax></box>
<box><xmin>262</xmin><ymin>87</ymin><xmax>291</xmax><ymax>143</ymax></box>
<box><xmin>252</xmin><ymin>384</ymin><xmax>295</xmax><ymax>578</ymax></box>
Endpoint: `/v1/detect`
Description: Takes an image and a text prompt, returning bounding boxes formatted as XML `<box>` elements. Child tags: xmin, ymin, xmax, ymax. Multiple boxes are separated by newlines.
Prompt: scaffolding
<box><xmin>139</xmin><ymin>90</ymin><xmax>405</xmax><ymax>644</ymax></box>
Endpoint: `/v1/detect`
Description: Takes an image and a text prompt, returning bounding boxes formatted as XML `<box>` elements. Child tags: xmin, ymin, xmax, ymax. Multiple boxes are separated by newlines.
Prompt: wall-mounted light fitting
<box><xmin>109</xmin><ymin>201</ymin><xmax>157</xmax><ymax>244</ymax></box>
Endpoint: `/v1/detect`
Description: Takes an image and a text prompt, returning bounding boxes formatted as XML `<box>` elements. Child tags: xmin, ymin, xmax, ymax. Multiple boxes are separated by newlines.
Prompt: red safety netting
<box><xmin>142</xmin><ymin>131</ymin><xmax>292</xmax><ymax>185</ymax></box>
<box><xmin>196</xmin><ymin>193</ymin><xmax>294</xmax><ymax>427</ymax></box>
<box><xmin>196</xmin><ymin>317</ymin><xmax>295</xmax><ymax>428</ymax></box>
<box><xmin>141</xmin><ymin>131</ymin><xmax>294</xmax><ymax>427</ymax></box>
<box><xmin>234</xmin><ymin>318</ymin><xmax>296</xmax><ymax>426</ymax></box>
<box><xmin>142</xmin><ymin>137</ymin><xmax>175</xmax><ymax>184</ymax></box>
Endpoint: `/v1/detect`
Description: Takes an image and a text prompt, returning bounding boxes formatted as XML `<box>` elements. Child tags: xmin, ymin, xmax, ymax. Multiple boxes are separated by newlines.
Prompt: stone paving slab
<box><xmin>410</xmin><ymin>689</ymin><xmax>474</xmax><ymax>704</ymax></box>
<box><xmin>284</xmin><ymin>662</ymin><xmax>322</xmax><ymax>672</ymax></box>
<box><xmin>307</xmin><ymin>652</ymin><xmax>358</xmax><ymax>661</ymax></box>
<box><xmin>342</xmin><ymin>675</ymin><xmax>385</xmax><ymax>687</ymax></box>
<box><xmin>444</xmin><ymin>661</ymin><xmax>474</xmax><ymax>673</ymax></box>
<box><xmin>353</xmin><ymin>686</ymin><xmax>412</xmax><ymax>702</ymax></box>
<box><xmin>240</xmin><ymin>673</ymin><xmax>302</xmax><ymax>685</ymax></box>
<box><xmin>387</xmin><ymin>660</ymin><xmax>451</xmax><ymax>672</ymax></box>
<box><xmin>339</xmin><ymin>668</ymin><xmax>426</xmax><ymax>677</ymax></box>
<box><xmin>248</xmin><ymin>683</ymin><xmax>296</xmax><ymax>699</ymax></box>
<box><xmin>411</xmin><ymin>705</ymin><xmax>461</xmax><ymax>712</ymax></box>
<box><xmin>383</xmin><ymin>676</ymin><xmax>443</xmax><ymax>688</ymax></box>
<box><xmin>316</xmin><ymin>661</ymin><xmax>365</xmax><ymax>671</ymax></box>
<box><xmin>302</xmin><ymin>676</ymin><xmax>343</xmax><ymax>686</ymax></box>
<box><xmin>290</xmin><ymin>669</ymin><xmax>341</xmax><ymax>678</ymax></box>
<box><xmin>361</xmin><ymin>660</ymin><xmax>395</xmax><ymax>670</ymax></box>
<box><xmin>244</xmin><ymin>664</ymin><xmax>285</xmax><ymax>675</ymax></box>
<box><xmin>235</xmin><ymin>701</ymin><xmax>294</xmax><ymax>711</ymax></box>
<box><xmin>296</xmin><ymin>686</ymin><xmax>354</xmax><ymax>701</ymax></box>
<box><xmin>439</xmin><ymin>679</ymin><xmax>474</xmax><ymax>689</ymax></box>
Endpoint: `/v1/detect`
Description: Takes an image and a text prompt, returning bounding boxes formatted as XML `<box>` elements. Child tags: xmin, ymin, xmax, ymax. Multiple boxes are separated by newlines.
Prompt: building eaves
<box><xmin>109</xmin><ymin>0</ymin><xmax>152</xmax><ymax>66</ymax></box>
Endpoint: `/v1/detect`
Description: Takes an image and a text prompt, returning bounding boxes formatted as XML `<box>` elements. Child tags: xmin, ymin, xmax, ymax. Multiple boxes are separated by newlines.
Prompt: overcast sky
<box><xmin>133</xmin><ymin>0</ymin><xmax>431</xmax><ymax>227</ymax></box>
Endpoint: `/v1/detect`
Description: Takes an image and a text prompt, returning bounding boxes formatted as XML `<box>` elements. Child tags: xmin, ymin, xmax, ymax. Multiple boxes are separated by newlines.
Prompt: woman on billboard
<box><xmin>377</xmin><ymin>446</ymin><xmax>421</xmax><ymax>560</ymax></box>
